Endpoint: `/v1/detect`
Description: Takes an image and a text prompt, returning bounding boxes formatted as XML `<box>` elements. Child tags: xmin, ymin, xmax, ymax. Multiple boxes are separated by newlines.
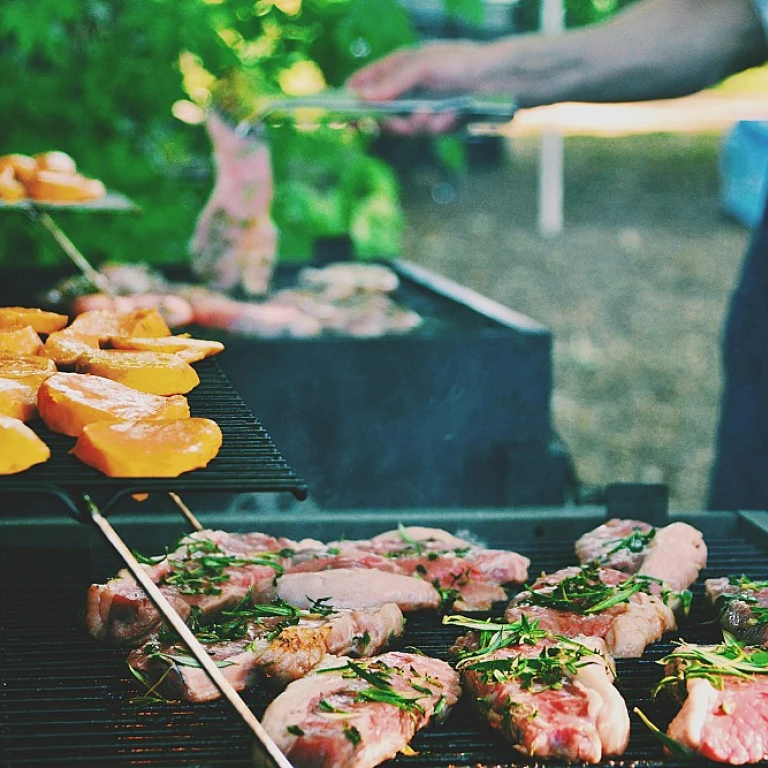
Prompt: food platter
<box><xmin>0</xmin><ymin>190</ymin><xmax>140</xmax><ymax>214</ymax></box>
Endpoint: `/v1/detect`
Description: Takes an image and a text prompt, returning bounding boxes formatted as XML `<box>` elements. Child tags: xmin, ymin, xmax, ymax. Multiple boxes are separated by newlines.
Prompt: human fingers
<box><xmin>347</xmin><ymin>48</ymin><xmax>431</xmax><ymax>101</ymax></box>
<box><xmin>380</xmin><ymin>109</ymin><xmax>458</xmax><ymax>136</ymax></box>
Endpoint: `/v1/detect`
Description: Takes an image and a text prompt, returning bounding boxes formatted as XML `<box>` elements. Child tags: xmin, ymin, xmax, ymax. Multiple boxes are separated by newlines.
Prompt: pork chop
<box><xmin>128</xmin><ymin>601</ymin><xmax>405</xmax><ymax>702</ymax></box>
<box><xmin>454</xmin><ymin>624</ymin><xmax>629</xmax><ymax>763</ymax></box>
<box><xmin>262</xmin><ymin>651</ymin><xmax>460</xmax><ymax>768</ymax></box>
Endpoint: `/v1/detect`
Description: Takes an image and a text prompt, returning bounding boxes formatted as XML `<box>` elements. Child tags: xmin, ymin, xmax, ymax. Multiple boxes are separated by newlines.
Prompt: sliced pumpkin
<box><xmin>68</xmin><ymin>308</ymin><xmax>171</xmax><ymax>342</ymax></box>
<box><xmin>0</xmin><ymin>307</ymin><xmax>68</xmax><ymax>334</ymax></box>
<box><xmin>0</xmin><ymin>354</ymin><xmax>57</xmax><ymax>390</ymax></box>
<box><xmin>75</xmin><ymin>349</ymin><xmax>199</xmax><ymax>396</ymax></box>
<box><xmin>0</xmin><ymin>325</ymin><xmax>43</xmax><ymax>356</ymax></box>
<box><xmin>0</xmin><ymin>378</ymin><xmax>37</xmax><ymax>421</ymax></box>
<box><xmin>42</xmin><ymin>330</ymin><xmax>101</xmax><ymax>367</ymax></box>
<box><xmin>108</xmin><ymin>334</ymin><xmax>225</xmax><ymax>363</ymax></box>
<box><xmin>0</xmin><ymin>415</ymin><xmax>50</xmax><ymax>474</ymax></box>
<box><xmin>72</xmin><ymin>418</ymin><xmax>222</xmax><ymax>477</ymax></box>
<box><xmin>38</xmin><ymin>372</ymin><xmax>190</xmax><ymax>437</ymax></box>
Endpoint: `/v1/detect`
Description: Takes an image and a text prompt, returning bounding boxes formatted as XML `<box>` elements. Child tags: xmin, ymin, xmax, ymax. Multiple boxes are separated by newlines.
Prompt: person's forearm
<box><xmin>472</xmin><ymin>0</ymin><xmax>767</xmax><ymax>108</ymax></box>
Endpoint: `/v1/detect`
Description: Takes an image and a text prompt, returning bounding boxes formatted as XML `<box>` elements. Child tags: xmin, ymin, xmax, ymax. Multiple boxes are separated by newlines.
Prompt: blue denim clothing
<box><xmin>706</xmin><ymin>0</ymin><xmax>768</xmax><ymax>509</ymax></box>
<box><xmin>708</xmin><ymin>173</ymin><xmax>768</xmax><ymax>509</ymax></box>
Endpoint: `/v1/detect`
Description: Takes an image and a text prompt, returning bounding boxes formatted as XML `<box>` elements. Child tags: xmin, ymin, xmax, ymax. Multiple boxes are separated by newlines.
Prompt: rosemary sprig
<box><xmin>602</xmin><ymin>527</ymin><xmax>656</xmax><ymax>559</ymax></box>
<box><xmin>633</xmin><ymin>707</ymin><xmax>694</xmax><ymax>760</ymax></box>
<box><xmin>518</xmin><ymin>563</ymin><xmax>687</xmax><ymax>615</ymax></box>
<box><xmin>462</xmin><ymin>640</ymin><xmax>599</xmax><ymax>691</ymax></box>
<box><xmin>653</xmin><ymin>632</ymin><xmax>768</xmax><ymax>696</ymax></box>
<box><xmin>443</xmin><ymin>615</ymin><xmax>549</xmax><ymax>668</ymax></box>
<box><xmin>159</xmin><ymin>538</ymin><xmax>284</xmax><ymax>596</ymax></box>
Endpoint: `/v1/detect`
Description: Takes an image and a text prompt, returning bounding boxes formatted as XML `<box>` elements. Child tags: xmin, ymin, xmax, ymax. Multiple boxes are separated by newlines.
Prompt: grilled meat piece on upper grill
<box><xmin>277</xmin><ymin>568</ymin><xmax>441</xmax><ymax>612</ymax></box>
<box><xmin>457</xmin><ymin>633</ymin><xmax>629</xmax><ymax>763</ymax></box>
<box><xmin>575</xmin><ymin>518</ymin><xmax>707</xmax><ymax>592</ymax></box>
<box><xmin>86</xmin><ymin>530</ymin><xmax>304</xmax><ymax>645</ymax></box>
<box><xmin>261</xmin><ymin>651</ymin><xmax>460</xmax><ymax>768</ymax></box>
<box><xmin>705</xmin><ymin>576</ymin><xmax>768</xmax><ymax>646</ymax></box>
<box><xmin>128</xmin><ymin>602</ymin><xmax>404</xmax><ymax>702</ymax></box>
<box><xmin>503</xmin><ymin>565</ymin><xmax>677</xmax><ymax>658</ymax></box>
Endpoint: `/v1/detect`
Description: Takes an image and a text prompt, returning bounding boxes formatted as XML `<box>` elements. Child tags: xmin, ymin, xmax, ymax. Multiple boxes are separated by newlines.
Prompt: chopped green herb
<box><xmin>602</xmin><ymin>527</ymin><xmax>656</xmax><ymax>559</ymax></box>
<box><xmin>286</xmin><ymin>725</ymin><xmax>304</xmax><ymax>737</ymax></box>
<box><xmin>634</xmin><ymin>707</ymin><xmax>694</xmax><ymax>759</ymax></box>
<box><xmin>343</xmin><ymin>724</ymin><xmax>362</xmax><ymax>746</ymax></box>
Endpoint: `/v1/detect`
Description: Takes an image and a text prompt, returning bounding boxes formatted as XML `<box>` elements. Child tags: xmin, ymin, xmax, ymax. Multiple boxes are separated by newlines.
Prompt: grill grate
<box><xmin>2</xmin><ymin>535</ymin><xmax>767</xmax><ymax>767</ymax></box>
<box><xmin>0</xmin><ymin>359</ymin><xmax>307</xmax><ymax>514</ymax></box>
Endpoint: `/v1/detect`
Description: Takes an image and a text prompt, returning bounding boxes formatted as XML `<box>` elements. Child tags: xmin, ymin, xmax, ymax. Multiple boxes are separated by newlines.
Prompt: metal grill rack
<box><xmin>2</xmin><ymin>511</ymin><xmax>768</xmax><ymax>767</ymax></box>
<box><xmin>0</xmin><ymin>359</ymin><xmax>307</xmax><ymax>516</ymax></box>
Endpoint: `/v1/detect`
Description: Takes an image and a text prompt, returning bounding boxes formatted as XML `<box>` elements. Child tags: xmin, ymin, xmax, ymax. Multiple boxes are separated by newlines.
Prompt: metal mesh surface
<box><xmin>2</xmin><ymin>535</ymin><xmax>767</xmax><ymax>767</ymax></box>
<box><xmin>0</xmin><ymin>359</ymin><xmax>307</xmax><ymax>512</ymax></box>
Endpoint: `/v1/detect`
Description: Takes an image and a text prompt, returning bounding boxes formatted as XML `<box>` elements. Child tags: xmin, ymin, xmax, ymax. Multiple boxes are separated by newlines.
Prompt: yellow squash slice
<box><xmin>75</xmin><ymin>349</ymin><xmax>200</xmax><ymax>396</ymax></box>
<box><xmin>0</xmin><ymin>415</ymin><xmax>50</xmax><ymax>474</ymax></box>
<box><xmin>72</xmin><ymin>418</ymin><xmax>222</xmax><ymax>477</ymax></box>
<box><xmin>0</xmin><ymin>325</ymin><xmax>43</xmax><ymax>356</ymax></box>
<box><xmin>0</xmin><ymin>378</ymin><xmax>37</xmax><ymax>421</ymax></box>
<box><xmin>0</xmin><ymin>307</ymin><xmax>68</xmax><ymax>334</ymax></box>
<box><xmin>38</xmin><ymin>372</ymin><xmax>190</xmax><ymax>437</ymax></box>
<box><xmin>108</xmin><ymin>334</ymin><xmax>224</xmax><ymax>364</ymax></box>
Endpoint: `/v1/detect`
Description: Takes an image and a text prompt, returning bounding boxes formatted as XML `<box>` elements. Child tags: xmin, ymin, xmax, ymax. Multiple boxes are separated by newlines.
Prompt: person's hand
<box><xmin>347</xmin><ymin>41</ymin><xmax>485</xmax><ymax>135</ymax></box>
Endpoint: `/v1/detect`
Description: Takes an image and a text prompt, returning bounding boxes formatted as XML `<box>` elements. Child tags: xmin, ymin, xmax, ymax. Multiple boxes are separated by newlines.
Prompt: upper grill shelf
<box><xmin>0</xmin><ymin>358</ymin><xmax>307</xmax><ymax>515</ymax></box>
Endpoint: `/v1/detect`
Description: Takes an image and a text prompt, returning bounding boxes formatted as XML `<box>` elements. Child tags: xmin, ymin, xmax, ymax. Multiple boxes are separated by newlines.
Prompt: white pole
<box><xmin>538</xmin><ymin>0</ymin><xmax>565</xmax><ymax>238</ymax></box>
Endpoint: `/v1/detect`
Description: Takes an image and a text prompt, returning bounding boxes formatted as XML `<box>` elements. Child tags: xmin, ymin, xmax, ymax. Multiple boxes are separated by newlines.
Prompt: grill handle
<box><xmin>85</xmin><ymin>495</ymin><xmax>295</xmax><ymax>768</ymax></box>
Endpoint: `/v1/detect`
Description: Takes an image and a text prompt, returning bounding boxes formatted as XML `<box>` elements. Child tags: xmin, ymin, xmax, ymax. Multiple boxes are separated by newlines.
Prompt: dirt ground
<box><xmin>398</xmin><ymin>131</ymin><xmax>751</xmax><ymax>512</ymax></box>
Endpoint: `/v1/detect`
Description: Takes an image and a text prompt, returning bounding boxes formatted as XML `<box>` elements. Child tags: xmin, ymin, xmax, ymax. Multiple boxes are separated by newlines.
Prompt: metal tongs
<box><xmin>255</xmin><ymin>88</ymin><xmax>517</xmax><ymax>126</ymax></box>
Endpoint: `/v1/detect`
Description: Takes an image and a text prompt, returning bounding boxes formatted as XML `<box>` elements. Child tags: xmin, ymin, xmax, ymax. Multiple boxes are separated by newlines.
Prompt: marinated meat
<box><xmin>86</xmin><ymin>530</ymin><xmax>299</xmax><ymax>645</ymax></box>
<box><xmin>277</xmin><ymin>569</ymin><xmax>441</xmax><ymax>613</ymax></box>
<box><xmin>452</xmin><ymin>622</ymin><xmax>629</xmax><ymax>763</ymax></box>
<box><xmin>660</xmin><ymin>638</ymin><xmax>768</xmax><ymax>764</ymax></box>
<box><xmin>38</xmin><ymin>372</ymin><xmax>190</xmax><ymax>436</ymax></box>
<box><xmin>575</xmin><ymin>518</ymin><xmax>707</xmax><ymax>592</ymax></box>
<box><xmin>706</xmin><ymin>576</ymin><xmax>768</xmax><ymax>646</ymax></box>
<box><xmin>127</xmin><ymin>601</ymin><xmax>404</xmax><ymax>702</ymax></box>
<box><xmin>261</xmin><ymin>651</ymin><xmax>460</xmax><ymax>768</ymax></box>
<box><xmin>72</xmin><ymin>418</ymin><xmax>222</xmax><ymax>478</ymax></box>
<box><xmin>503</xmin><ymin>564</ymin><xmax>678</xmax><ymax>658</ymax></box>
<box><xmin>293</xmin><ymin>526</ymin><xmax>529</xmax><ymax>612</ymax></box>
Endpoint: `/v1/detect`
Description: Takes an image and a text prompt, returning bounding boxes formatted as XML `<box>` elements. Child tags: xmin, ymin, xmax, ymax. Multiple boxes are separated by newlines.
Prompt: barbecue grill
<box><xmin>2</xmin><ymin>501</ymin><xmax>768</xmax><ymax>767</ymax></box>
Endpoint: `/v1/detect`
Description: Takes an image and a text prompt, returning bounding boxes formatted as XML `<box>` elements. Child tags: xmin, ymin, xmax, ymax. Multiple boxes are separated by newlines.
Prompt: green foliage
<box><xmin>0</xmin><ymin>0</ymin><xmax>416</xmax><ymax>268</ymax></box>
<box><xmin>516</xmin><ymin>0</ymin><xmax>639</xmax><ymax>31</ymax></box>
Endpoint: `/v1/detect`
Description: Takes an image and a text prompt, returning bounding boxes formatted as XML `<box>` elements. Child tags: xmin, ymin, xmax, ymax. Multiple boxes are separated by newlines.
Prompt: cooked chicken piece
<box><xmin>0</xmin><ymin>415</ymin><xmax>50</xmax><ymax>474</ymax></box>
<box><xmin>38</xmin><ymin>372</ymin><xmax>189</xmax><ymax>437</ymax></box>
<box><xmin>72</xmin><ymin>417</ymin><xmax>222</xmax><ymax>477</ymax></box>
<box><xmin>75</xmin><ymin>349</ymin><xmax>199</xmax><ymax>395</ymax></box>
<box><xmin>41</xmin><ymin>330</ymin><xmax>101</xmax><ymax>367</ymax></box>
<box><xmin>128</xmin><ymin>602</ymin><xmax>404</xmax><ymax>702</ymax></box>
<box><xmin>108</xmin><ymin>334</ymin><xmax>224</xmax><ymax>363</ymax></box>
<box><xmin>0</xmin><ymin>326</ymin><xmax>43</xmax><ymax>356</ymax></box>
<box><xmin>298</xmin><ymin>263</ymin><xmax>400</xmax><ymax>299</ymax></box>
<box><xmin>0</xmin><ymin>378</ymin><xmax>37</xmax><ymax>421</ymax></box>
<box><xmin>277</xmin><ymin>568</ymin><xmax>441</xmax><ymax>612</ymax></box>
<box><xmin>72</xmin><ymin>293</ymin><xmax>195</xmax><ymax>328</ymax></box>
<box><xmin>262</xmin><ymin>651</ymin><xmax>460</xmax><ymax>768</ymax></box>
<box><xmin>0</xmin><ymin>306</ymin><xmax>68</xmax><ymax>334</ymax></box>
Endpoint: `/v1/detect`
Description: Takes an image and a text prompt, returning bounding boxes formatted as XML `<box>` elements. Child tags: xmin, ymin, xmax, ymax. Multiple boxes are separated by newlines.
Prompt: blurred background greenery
<box><xmin>0</xmin><ymin>0</ymin><xmax>637</xmax><ymax>268</ymax></box>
